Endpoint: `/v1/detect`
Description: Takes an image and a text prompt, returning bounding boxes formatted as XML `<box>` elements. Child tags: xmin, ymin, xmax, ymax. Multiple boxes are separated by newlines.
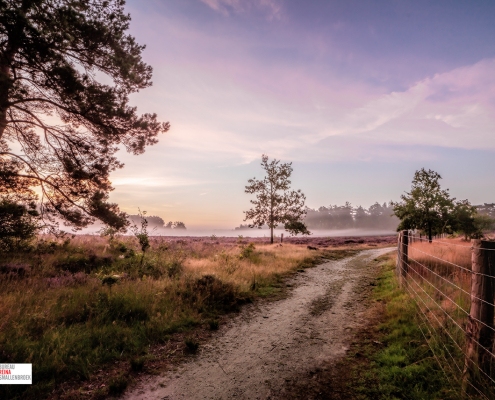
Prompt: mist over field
<box><xmin>150</xmin><ymin>228</ymin><xmax>398</xmax><ymax>238</ymax></box>
<box><xmin>79</xmin><ymin>223</ymin><xmax>396</xmax><ymax>238</ymax></box>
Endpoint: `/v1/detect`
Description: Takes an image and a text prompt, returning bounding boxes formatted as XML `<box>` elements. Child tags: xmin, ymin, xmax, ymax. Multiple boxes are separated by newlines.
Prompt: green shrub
<box><xmin>0</xmin><ymin>198</ymin><xmax>40</xmax><ymax>252</ymax></box>
<box><xmin>239</xmin><ymin>242</ymin><xmax>256</xmax><ymax>259</ymax></box>
<box><xmin>55</xmin><ymin>254</ymin><xmax>114</xmax><ymax>274</ymax></box>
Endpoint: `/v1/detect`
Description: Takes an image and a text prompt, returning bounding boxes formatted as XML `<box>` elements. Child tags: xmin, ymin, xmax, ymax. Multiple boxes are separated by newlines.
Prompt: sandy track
<box><xmin>122</xmin><ymin>248</ymin><xmax>394</xmax><ymax>400</ymax></box>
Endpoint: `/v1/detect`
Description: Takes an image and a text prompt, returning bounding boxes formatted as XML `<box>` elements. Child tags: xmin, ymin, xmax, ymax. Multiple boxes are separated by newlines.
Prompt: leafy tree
<box><xmin>0</xmin><ymin>0</ymin><xmax>169</xmax><ymax>231</ymax></box>
<box><xmin>244</xmin><ymin>154</ymin><xmax>309</xmax><ymax>244</ymax></box>
<box><xmin>354</xmin><ymin>205</ymin><xmax>367</xmax><ymax>228</ymax></box>
<box><xmin>283</xmin><ymin>218</ymin><xmax>310</xmax><ymax>236</ymax></box>
<box><xmin>453</xmin><ymin>200</ymin><xmax>494</xmax><ymax>240</ymax></box>
<box><xmin>393</xmin><ymin>168</ymin><xmax>455</xmax><ymax>242</ymax></box>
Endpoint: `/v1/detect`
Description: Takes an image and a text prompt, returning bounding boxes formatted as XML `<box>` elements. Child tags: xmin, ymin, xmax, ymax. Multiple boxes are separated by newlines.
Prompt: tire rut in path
<box><xmin>123</xmin><ymin>248</ymin><xmax>394</xmax><ymax>400</ymax></box>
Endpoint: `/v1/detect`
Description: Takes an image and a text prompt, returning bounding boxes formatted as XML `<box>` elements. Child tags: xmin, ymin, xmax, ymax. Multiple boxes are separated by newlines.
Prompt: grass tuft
<box><xmin>130</xmin><ymin>356</ymin><xmax>146</xmax><ymax>372</ymax></box>
<box><xmin>208</xmin><ymin>319</ymin><xmax>219</xmax><ymax>330</ymax></box>
<box><xmin>184</xmin><ymin>337</ymin><xmax>199</xmax><ymax>354</ymax></box>
<box><xmin>108</xmin><ymin>374</ymin><xmax>129</xmax><ymax>396</ymax></box>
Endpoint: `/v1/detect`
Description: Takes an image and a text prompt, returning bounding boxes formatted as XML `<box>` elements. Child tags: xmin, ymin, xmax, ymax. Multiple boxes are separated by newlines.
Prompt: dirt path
<box><xmin>122</xmin><ymin>248</ymin><xmax>394</xmax><ymax>400</ymax></box>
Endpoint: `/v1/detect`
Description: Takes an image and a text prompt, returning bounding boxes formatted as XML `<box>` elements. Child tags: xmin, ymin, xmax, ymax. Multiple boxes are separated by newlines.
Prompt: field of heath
<box><xmin>407</xmin><ymin>237</ymin><xmax>473</xmax><ymax>303</ymax></box>
<box><xmin>0</xmin><ymin>234</ymin><xmax>391</xmax><ymax>399</ymax></box>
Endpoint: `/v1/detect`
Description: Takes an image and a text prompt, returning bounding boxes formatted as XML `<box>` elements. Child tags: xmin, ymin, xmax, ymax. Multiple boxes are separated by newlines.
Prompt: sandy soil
<box><xmin>122</xmin><ymin>247</ymin><xmax>394</xmax><ymax>400</ymax></box>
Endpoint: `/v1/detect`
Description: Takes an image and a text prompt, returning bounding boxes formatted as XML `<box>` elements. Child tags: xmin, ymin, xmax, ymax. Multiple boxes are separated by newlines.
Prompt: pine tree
<box><xmin>0</xmin><ymin>0</ymin><xmax>169</xmax><ymax>230</ymax></box>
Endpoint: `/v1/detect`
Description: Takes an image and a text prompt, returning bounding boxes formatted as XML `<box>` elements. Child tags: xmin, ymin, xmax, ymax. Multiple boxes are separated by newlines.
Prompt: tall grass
<box><xmin>407</xmin><ymin>238</ymin><xmax>472</xmax><ymax>315</ymax></box>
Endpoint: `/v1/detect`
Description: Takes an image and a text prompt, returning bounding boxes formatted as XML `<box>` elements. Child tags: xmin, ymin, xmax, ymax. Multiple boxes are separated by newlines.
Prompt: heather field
<box><xmin>160</xmin><ymin>234</ymin><xmax>398</xmax><ymax>247</ymax></box>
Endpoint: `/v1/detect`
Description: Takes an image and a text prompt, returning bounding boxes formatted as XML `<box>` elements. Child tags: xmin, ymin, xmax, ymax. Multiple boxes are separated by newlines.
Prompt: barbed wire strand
<box><xmin>405</xmin><ymin>249</ymin><xmax>482</xmax><ymax>306</ymax></box>
<box><xmin>406</xmin><ymin>243</ymin><xmax>495</xmax><ymax>279</ymax></box>
<box><xmin>404</xmin><ymin>281</ymin><xmax>463</xmax><ymax>386</ymax></box>
<box><xmin>403</xmin><ymin>281</ymin><xmax>484</xmax><ymax>399</ymax></box>
<box><xmin>406</xmin><ymin>256</ymin><xmax>495</xmax><ymax>331</ymax></box>
<box><xmin>397</xmin><ymin>237</ymin><xmax>495</xmax><ymax>396</ymax></box>
<box><xmin>403</xmin><ymin>262</ymin><xmax>495</xmax><ymax>366</ymax></box>
<box><xmin>402</xmin><ymin>270</ymin><xmax>493</xmax><ymax>399</ymax></box>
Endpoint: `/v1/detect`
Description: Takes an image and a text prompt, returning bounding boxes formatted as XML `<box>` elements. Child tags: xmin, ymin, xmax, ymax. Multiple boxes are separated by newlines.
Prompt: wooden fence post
<box><xmin>400</xmin><ymin>230</ymin><xmax>408</xmax><ymax>285</ymax></box>
<box><xmin>396</xmin><ymin>232</ymin><xmax>402</xmax><ymax>278</ymax></box>
<box><xmin>463</xmin><ymin>240</ymin><xmax>495</xmax><ymax>391</ymax></box>
<box><xmin>281</xmin><ymin>233</ymin><xmax>283</xmax><ymax>243</ymax></box>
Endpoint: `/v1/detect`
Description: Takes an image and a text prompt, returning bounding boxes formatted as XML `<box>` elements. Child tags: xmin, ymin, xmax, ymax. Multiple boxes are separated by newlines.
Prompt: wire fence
<box><xmin>396</xmin><ymin>231</ymin><xmax>495</xmax><ymax>399</ymax></box>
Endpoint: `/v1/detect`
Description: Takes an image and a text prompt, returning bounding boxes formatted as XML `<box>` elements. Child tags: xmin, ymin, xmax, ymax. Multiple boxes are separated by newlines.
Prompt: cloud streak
<box><xmin>198</xmin><ymin>0</ymin><xmax>282</xmax><ymax>19</ymax></box>
<box><xmin>143</xmin><ymin>57</ymin><xmax>495</xmax><ymax>165</ymax></box>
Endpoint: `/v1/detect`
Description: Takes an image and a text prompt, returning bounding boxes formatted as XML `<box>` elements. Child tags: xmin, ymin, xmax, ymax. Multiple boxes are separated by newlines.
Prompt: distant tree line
<box><xmin>237</xmin><ymin>201</ymin><xmax>399</xmax><ymax>231</ymax></box>
<box><xmin>304</xmin><ymin>202</ymin><xmax>399</xmax><ymax>230</ymax></box>
<box><xmin>237</xmin><ymin>200</ymin><xmax>495</xmax><ymax>234</ymax></box>
<box><xmin>127</xmin><ymin>215</ymin><xmax>186</xmax><ymax>230</ymax></box>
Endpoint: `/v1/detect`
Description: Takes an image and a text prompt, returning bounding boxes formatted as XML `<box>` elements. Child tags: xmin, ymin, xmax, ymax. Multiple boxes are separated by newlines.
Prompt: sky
<box><xmin>106</xmin><ymin>0</ymin><xmax>495</xmax><ymax>229</ymax></box>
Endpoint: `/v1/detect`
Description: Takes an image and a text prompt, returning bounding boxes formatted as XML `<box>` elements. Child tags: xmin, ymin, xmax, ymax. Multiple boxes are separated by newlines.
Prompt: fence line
<box><xmin>404</xmin><ymin>246</ymin><xmax>495</xmax><ymax>322</ymax></box>
<box><xmin>403</xmin><ymin>279</ymin><xmax>486</xmax><ymax>399</ymax></box>
<box><xmin>396</xmin><ymin>231</ymin><xmax>495</xmax><ymax>399</ymax></box>
<box><xmin>403</xmin><ymin>260</ymin><xmax>495</xmax><ymax>379</ymax></box>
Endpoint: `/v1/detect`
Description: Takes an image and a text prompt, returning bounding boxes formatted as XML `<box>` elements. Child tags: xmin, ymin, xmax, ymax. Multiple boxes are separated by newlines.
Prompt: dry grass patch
<box><xmin>184</xmin><ymin>243</ymin><xmax>315</xmax><ymax>291</ymax></box>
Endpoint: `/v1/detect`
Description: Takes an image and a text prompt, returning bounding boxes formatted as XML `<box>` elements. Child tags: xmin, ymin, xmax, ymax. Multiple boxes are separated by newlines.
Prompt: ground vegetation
<box><xmin>0</xmin><ymin>234</ymin><xmax>337</xmax><ymax>399</ymax></box>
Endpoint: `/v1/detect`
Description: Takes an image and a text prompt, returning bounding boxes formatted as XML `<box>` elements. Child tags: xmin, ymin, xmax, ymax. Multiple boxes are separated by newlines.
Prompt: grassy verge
<box><xmin>346</xmin><ymin>252</ymin><xmax>457</xmax><ymax>400</ymax></box>
<box><xmin>0</xmin><ymin>235</ymin><xmax>360</xmax><ymax>400</ymax></box>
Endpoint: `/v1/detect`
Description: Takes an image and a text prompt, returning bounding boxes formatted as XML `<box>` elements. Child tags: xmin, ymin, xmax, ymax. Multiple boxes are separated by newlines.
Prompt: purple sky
<box><xmin>107</xmin><ymin>0</ymin><xmax>495</xmax><ymax>228</ymax></box>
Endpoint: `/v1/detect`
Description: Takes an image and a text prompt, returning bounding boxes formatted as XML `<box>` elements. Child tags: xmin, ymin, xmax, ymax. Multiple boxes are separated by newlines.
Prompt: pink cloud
<box><xmin>199</xmin><ymin>0</ymin><xmax>282</xmax><ymax>19</ymax></box>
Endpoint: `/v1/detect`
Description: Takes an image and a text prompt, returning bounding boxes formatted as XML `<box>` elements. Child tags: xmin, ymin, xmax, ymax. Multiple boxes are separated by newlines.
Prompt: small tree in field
<box><xmin>244</xmin><ymin>154</ymin><xmax>309</xmax><ymax>244</ymax></box>
<box><xmin>131</xmin><ymin>210</ymin><xmax>150</xmax><ymax>265</ymax></box>
<box><xmin>393</xmin><ymin>168</ymin><xmax>455</xmax><ymax>242</ymax></box>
